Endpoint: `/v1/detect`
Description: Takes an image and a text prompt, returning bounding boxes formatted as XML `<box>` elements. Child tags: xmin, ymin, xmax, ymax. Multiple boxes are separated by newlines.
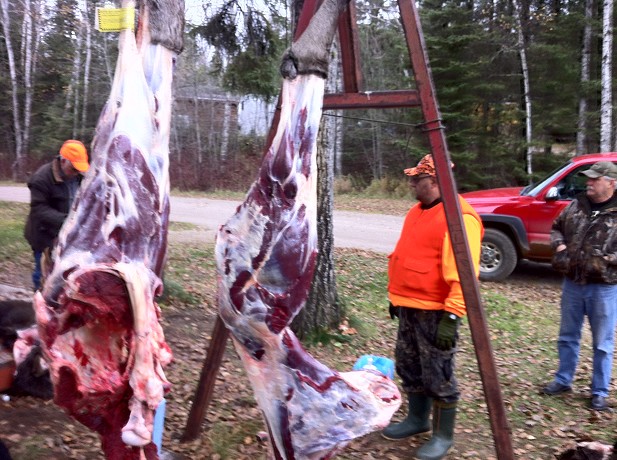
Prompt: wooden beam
<box><xmin>323</xmin><ymin>90</ymin><xmax>420</xmax><ymax>109</ymax></box>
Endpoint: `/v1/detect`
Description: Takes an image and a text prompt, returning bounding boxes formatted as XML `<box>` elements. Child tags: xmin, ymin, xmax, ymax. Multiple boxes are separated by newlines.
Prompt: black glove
<box><xmin>436</xmin><ymin>313</ymin><xmax>459</xmax><ymax>350</ymax></box>
<box><xmin>389</xmin><ymin>302</ymin><xmax>400</xmax><ymax>320</ymax></box>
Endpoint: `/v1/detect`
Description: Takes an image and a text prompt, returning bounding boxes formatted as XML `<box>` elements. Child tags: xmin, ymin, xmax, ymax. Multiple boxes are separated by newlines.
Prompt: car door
<box><xmin>525</xmin><ymin>163</ymin><xmax>610</xmax><ymax>260</ymax></box>
<box><xmin>527</xmin><ymin>163</ymin><xmax>612</xmax><ymax>260</ymax></box>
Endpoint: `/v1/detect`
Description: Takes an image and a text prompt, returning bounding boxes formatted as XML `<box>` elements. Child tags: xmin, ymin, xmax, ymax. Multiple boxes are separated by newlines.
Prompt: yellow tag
<box><xmin>95</xmin><ymin>7</ymin><xmax>135</xmax><ymax>32</ymax></box>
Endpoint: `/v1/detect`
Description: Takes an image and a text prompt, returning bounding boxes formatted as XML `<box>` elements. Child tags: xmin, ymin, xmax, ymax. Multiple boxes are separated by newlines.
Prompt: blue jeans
<box><xmin>554</xmin><ymin>278</ymin><xmax>617</xmax><ymax>397</ymax></box>
<box><xmin>32</xmin><ymin>250</ymin><xmax>42</xmax><ymax>291</ymax></box>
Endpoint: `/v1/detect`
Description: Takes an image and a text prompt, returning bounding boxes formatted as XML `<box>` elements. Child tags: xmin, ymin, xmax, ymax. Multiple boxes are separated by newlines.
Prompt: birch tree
<box><xmin>600</xmin><ymin>0</ymin><xmax>613</xmax><ymax>152</ymax></box>
<box><xmin>79</xmin><ymin>2</ymin><xmax>92</xmax><ymax>138</ymax></box>
<box><xmin>0</xmin><ymin>0</ymin><xmax>41</xmax><ymax>180</ymax></box>
<box><xmin>20</xmin><ymin>0</ymin><xmax>41</xmax><ymax>173</ymax></box>
<box><xmin>63</xmin><ymin>24</ymin><xmax>84</xmax><ymax>122</ymax></box>
<box><xmin>577</xmin><ymin>0</ymin><xmax>594</xmax><ymax>155</ymax></box>
<box><xmin>0</xmin><ymin>0</ymin><xmax>21</xmax><ymax>170</ymax></box>
<box><xmin>328</xmin><ymin>41</ymin><xmax>344</xmax><ymax>176</ymax></box>
<box><xmin>513</xmin><ymin>0</ymin><xmax>533</xmax><ymax>178</ymax></box>
<box><xmin>294</xmin><ymin>36</ymin><xmax>343</xmax><ymax>337</ymax></box>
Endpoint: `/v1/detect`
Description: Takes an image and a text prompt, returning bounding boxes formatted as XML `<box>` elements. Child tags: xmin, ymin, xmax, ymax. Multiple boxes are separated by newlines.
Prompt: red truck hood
<box><xmin>461</xmin><ymin>186</ymin><xmax>527</xmax><ymax>214</ymax></box>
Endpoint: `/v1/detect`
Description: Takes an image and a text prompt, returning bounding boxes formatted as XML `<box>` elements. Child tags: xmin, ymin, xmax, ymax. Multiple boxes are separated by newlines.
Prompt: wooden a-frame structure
<box><xmin>183</xmin><ymin>1</ymin><xmax>515</xmax><ymax>458</ymax></box>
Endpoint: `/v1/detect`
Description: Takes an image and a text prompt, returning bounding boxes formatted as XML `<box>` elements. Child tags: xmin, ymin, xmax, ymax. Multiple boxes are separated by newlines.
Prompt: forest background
<box><xmin>1</xmin><ymin>0</ymin><xmax>616</xmax><ymax>194</ymax></box>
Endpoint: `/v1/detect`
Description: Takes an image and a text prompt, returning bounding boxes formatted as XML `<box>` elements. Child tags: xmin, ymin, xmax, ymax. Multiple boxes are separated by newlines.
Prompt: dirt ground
<box><xmin>0</xmin><ymin>249</ymin><xmax>613</xmax><ymax>460</ymax></box>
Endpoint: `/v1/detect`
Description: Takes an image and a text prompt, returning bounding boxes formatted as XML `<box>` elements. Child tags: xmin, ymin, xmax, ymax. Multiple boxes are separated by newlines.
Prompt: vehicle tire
<box><xmin>479</xmin><ymin>228</ymin><xmax>518</xmax><ymax>282</ymax></box>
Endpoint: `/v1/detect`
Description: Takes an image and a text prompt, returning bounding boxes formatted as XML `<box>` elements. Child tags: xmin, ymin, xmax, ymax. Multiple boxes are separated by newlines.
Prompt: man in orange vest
<box><xmin>382</xmin><ymin>154</ymin><xmax>483</xmax><ymax>460</ymax></box>
<box><xmin>24</xmin><ymin>140</ymin><xmax>90</xmax><ymax>290</ymax></box>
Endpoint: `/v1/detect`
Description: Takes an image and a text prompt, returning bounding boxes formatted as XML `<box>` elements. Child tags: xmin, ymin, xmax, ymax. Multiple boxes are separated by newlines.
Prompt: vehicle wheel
<box><xmin>479</xmin><ymin>228</ymin><xmax>518</xmax><ymax>282</ymax></box>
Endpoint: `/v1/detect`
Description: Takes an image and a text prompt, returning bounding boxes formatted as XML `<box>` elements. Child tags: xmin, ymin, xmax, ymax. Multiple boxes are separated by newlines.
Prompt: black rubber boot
<box><xmin>382</xmin><ymin>393</ymin><xmax>432</xmax><ymax>440</ymax></box>
<box><xmin>414</xmin><ymin>401</ymin><xmax>456</xmax><ymax>460</ymax></box>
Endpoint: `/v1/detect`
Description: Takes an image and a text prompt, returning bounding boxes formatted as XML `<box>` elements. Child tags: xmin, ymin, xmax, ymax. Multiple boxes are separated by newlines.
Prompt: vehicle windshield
<box><xmin>521</xmin><ymin>160</ymin><xmax>573</xmax><ymax>197</ymax></box>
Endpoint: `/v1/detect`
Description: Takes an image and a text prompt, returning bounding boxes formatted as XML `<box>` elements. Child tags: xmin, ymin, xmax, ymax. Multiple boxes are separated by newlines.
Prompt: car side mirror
<box><xmin>545</xmin><ymin>186</ymin><xmax>560</xmax><ymax>201</ymax></box>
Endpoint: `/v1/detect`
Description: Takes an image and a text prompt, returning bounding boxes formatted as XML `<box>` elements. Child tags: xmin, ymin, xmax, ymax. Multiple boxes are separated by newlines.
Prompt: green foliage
<box><xmin>192</xmin><ymin>4</ymin><xmax>284</xmax><ymax>101</ymax></box>
<box><xmin>0</xmin><ymin>0</ymin><xmax>612</xmax><ymax>193</ymax></box>
<box><xmin>191</xmin><ymin>3</ymin><xmax>240</xmax><ymax>55</ymax></box>
<box><xmin>222</xmin><ymin>47</ymin><xmax>281</xmax><ymax>101</ymax></box>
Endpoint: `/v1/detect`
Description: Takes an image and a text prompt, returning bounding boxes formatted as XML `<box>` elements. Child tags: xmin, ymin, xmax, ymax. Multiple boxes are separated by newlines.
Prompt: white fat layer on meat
<box><xmin>35</xmin><ymin>2</ymin><xmax>176</xmax><ymax>452</ymax></box>
<box><xmin>122</xmin><ymin>394</ymin><xmax>153</xmax><ymax>447</ymax></box>
<box><xmin>274</xmin><ymin>76</ymin><xmax>321</xmax><ymax>244</ymax></box>
<box><xmin>116</xmin><ymin>261</ymin><xmax>169</xmax><ymax>446</ymax></box>
<box><xmin>216</xmin><ymin>76</ymin><xmax>322</xmax><ymax>320</ymax></box>
<box><xmin>216</xmin><ymin>72</ymin><xmax>401</xmax><ymax>460</ymax></box>
<box><xmin>231</xmin><ymin>331</ymin><xmax>400</xmax><ymax>460</ymax></box>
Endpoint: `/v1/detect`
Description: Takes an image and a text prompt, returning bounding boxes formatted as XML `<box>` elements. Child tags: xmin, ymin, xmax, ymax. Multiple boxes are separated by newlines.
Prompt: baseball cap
<box><xmin>404</xmin><ymin>154</ymin><xmax>453</xmax><ymax>177</ymax></box>
<box><xmin>579</xmin><ymin>161</ymin><xmax>617</xmax><ymax>179</ymax></box>
<box><xmin>59</xmin><ymin>140</ymin><xmax>90</xmax><ymax>173</ymax></box>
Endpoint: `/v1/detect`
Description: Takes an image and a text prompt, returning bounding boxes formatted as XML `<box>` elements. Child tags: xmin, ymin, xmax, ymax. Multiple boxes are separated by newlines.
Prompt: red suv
<box><xmin>462</xmin><ymin>153</ymin><xmax>617</xmax><ymax>281</ymax></box>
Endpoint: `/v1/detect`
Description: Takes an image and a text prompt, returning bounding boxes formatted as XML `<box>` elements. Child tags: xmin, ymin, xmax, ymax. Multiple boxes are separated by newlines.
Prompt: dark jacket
<box><xmin>24</xmin><ymin>158</ymin><xmax>80</xmax><ymax>252</ymax></box>
<box><xmin>551</xmin><ymin>191</ymin><xmax>617</xmax><ymax>284</ymax></box>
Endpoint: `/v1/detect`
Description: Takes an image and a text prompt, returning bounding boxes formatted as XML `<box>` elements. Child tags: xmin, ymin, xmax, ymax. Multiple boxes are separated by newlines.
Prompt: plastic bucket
<box><xmin>352</xmin><ymin>355</ymin><xmax>395</xmax><ymax>380</ymax></box>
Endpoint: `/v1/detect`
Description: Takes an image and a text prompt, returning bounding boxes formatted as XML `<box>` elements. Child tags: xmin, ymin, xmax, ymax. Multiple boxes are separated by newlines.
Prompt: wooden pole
<box><xmin>398</xmin><ymin>0</ymin><xmax>515</xmax><ymax>457</ymax></box>
<box><xmin>181</xmin><ymin>315</ymin><xmax>230</xmax><ymax>441</ymax></box>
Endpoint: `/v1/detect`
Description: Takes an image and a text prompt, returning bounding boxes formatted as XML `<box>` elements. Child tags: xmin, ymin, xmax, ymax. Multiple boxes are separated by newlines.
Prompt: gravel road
<box><xmin>0</xmin><ymin>185</ymin><xmax>403</xmax><ymax>253</ymax></box>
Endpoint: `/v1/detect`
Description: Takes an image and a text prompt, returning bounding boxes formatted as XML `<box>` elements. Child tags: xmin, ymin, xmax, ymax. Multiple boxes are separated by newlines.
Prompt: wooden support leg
<box><xmin>181</xmin><ymin>315</ymin><xmax>230</xmax><ymax>442</ymax></box>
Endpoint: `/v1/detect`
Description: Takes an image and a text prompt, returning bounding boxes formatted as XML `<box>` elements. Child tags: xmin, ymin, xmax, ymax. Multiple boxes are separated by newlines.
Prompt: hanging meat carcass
<box><xmin>33</xmin><ymin>0</ymin><xmax>183</xmax><ymax>458</ymax></box>
<box><xmin>215</xmin><ymin>1</ymin><xmax>401</xmax><ymax>458</ymax></box>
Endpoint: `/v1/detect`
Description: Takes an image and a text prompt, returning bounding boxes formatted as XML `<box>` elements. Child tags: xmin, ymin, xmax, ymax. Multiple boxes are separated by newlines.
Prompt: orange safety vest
<box><xmin>388</xmin><ymin>196</ymin><xmax>483</xmax><ymax>316</ymax></box>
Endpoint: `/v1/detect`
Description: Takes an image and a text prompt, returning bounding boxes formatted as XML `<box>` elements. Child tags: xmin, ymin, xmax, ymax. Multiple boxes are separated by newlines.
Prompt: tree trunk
<box><xmin>80</xmin><ymin>2</ymin><xmax>92</xmax><ymax>139</ymax></box>
<box><xmin>193</xmin><ymin>93</ymin><xmax>203</xmax><ymax>163</ymax></box>
<box><xmin>513</xmin><ymin>0</ymin><xmax>533</xmax><ymax>178</ymax></box>
<box><xmin>21</xmin><ymin>0</ymin><xmax>39</xmax><ymax>169</ymax></box>
<box><xmin>291</xmin><ymin>27</ymin><xmax>343</xmax><ymax>338</ymax></box>
<box><xmin>329</xmin><ymin>40</ymin><xmax>344</xmax><ymax>176</ymax></box>
<box><xmin>64</xmin><ymin>20</ymin><xmax>84</xmax><ymax>121</ymax></box>
<box><xmin>600</xmin><ymin>0</ymin><xmax>613</xmax><ymax>152</ymax></box>
<box><xmin>102</xmin><ymin>33</ymin><xmax>114</xmax><ymax>84</ymax></box>
<box><xmin>1</xmin><ymin>0</ymin><xmax>24</xmax><ymax>180</ymax></box>
<box><xmin>220</xmin><ymin>101</ymin><xmax>231</xmax><ymax>161</ymax></box>
<box><xmin>577</xmin><ymin>0</ymin><xmax>594</xmax><ymax>155</ymax></box>
<box><xmin>291</xmin><ymin>115</ymin><xmax>341</xmax><ymax>339</ymax></box>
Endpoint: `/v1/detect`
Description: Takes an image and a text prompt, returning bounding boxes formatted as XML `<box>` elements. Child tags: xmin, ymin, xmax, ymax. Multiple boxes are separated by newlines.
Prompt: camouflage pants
<box><xmin>395</xmin><ymin>307</ymin><xmax>460</xmax><ymax>403</ymax></box>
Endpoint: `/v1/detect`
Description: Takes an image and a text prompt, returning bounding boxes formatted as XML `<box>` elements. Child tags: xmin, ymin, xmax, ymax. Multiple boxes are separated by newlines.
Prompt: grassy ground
<box><xmin>0</xmin><ymin>200</ymin><xmax>615</xmax><ymax>459</ymax></box>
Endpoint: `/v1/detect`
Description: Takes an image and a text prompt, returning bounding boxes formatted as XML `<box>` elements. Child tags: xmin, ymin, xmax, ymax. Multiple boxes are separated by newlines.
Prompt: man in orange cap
<box><xmin>24</xmin><ymin>140</ymin><xmax>90</xmax><ymax>290</ymax></box>
<box><xmin>382</xmin><ymin>154</ymin><xmax>483</xmax><ymax>460</ymax></box>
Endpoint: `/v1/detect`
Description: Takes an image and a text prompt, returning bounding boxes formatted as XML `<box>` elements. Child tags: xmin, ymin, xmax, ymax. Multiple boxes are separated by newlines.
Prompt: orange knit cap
<box><xmin>404</xmin><ymin>154</ymin><xmax>453</xmax><ymax>177</ymax></box>
<box><xmin>59</xmin><ymin>140</ymin><xmax>89</xmax><ymax>172</ymax></box>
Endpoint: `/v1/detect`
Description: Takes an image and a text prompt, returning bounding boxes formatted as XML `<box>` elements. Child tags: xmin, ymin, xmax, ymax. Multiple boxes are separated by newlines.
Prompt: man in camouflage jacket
<box><xmin>542</xmin><ymin>161</ymin><xmax>617</xmax><ymax>411</ymax></box>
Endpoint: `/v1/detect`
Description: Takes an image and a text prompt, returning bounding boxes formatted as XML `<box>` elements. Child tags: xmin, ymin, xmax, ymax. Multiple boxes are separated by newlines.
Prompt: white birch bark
<box><xmin>2</xmin><ymin>0</ymin><xmax>40</xmax><ymax>179</ymax></box>
<box><xmin>513</xmin><ymin>0</ymin><xmax>533</xmax><ymax>177</ymax></box>
<box><xmin>600</xmin><ymin>0</ymin><xmax>613</xmax><ymax>152</ymax></box>
<box><xmin>327</xmin><ymin>40</ymin><xmax>343</xmax><ymax>177</ymax></box>
<box><xmin>220</xmin><ymin>101</ymin><xmax>231</xmax><ymax>161</ymax></box>
<box><xmin>21</xmin><ymin>0</ymin><xmax>34</xmax><ymax>159</ymax></box>
<box><xmin>63</xmin><ymin>26</ymin><xmax>84</xmax><ymax>120</ymax></box>
<box><xmin>80</xmin><ymin>2</ymin><xmax>92</xmax><ymax>137</ymax></box>
<box><xmin>577</xmin><ymin>0</ymin><xmax>593</xmax><ymax>155</ymax></box>
<box><xmin>1</xmin><ymin>0</ymin><xmax>24</xmax><ymax>179</ymax></box>
<box><xmin>72</xmin><ymin>70</ymin><xmax>80</xmax><ymax>137</ymax></box>
<box><xmin>102</xmin><ymin>33</ymin><xmax>114</xmax><ymax>84</ymax></box>
<box><xmin>20</xmin><ymin>0</ymin><xmax>41</xmax><ymax>160</ymax></box>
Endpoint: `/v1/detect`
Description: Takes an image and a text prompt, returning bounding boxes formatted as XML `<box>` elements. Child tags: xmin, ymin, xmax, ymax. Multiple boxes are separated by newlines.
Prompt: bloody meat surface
<box><xmin>33</xmin><ymin>1</ymin><xmax>184</xmax><ymax>458</ymax></box>
<box><xmin>214</xmin><ymin>0</ymin><xmax>401</xmax><ymax>458</ymax></box>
